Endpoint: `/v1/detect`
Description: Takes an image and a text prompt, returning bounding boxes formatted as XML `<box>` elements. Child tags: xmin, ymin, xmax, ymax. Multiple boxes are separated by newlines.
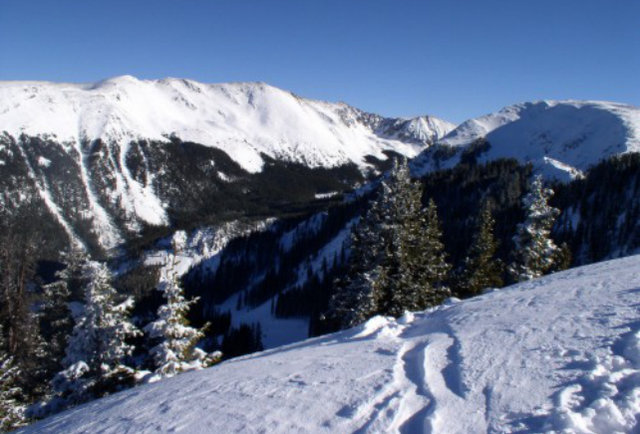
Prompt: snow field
<box><xmin>22</xmin><ymin>254</ymin><xmax>640</xmax><ymax>433</ymax></box>
<box><xmin>0</xmin><ymin>77</ymin><xmax>450</xmax><ymax>174</ymax></box>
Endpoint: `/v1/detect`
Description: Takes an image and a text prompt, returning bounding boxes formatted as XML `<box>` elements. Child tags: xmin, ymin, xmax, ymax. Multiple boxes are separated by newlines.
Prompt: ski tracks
<box><xmin>350</xmin><ymin>324</ymin><xmax>484</xmax><ymax>433</ymax></box>
<box><xmin>397</xmin><ymin>333</ymin><xmax>484</xmax><ymax>434</ymax></box>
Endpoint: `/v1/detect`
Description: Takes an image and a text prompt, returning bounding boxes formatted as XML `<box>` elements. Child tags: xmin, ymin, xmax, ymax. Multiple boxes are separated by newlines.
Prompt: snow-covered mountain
<box><xmin>22</xmin><ymin>254</ymin><xmax>640</xmax><ymax>433</ymax></box>
<box><xmin>0</xmin><ymin>76</ymin><xmax>453</xmax><ymax>173</ymax></box>
<box><xmin>0</xmin><ymin>76</ymin><xmax>454</xmax><ymax>251</ymax></box>
<box><xmin>413</xmin><ymin>100</ymin><xmax>640</xmax><ymax>180</ymax></box>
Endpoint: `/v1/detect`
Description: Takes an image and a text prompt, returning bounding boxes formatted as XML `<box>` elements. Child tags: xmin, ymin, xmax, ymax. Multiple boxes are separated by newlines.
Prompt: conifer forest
<box><xmin>4</xmin><ymin>149</ymin><xmax>640</xmax><ymax>430</ymax></box>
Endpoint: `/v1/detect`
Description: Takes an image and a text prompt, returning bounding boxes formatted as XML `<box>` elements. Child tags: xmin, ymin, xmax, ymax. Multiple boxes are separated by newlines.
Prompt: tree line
<box><xmin>4</xmin><ymin>153</ymin><xmax>640</xmax><ymax>430</ymax></box>
<box><xmin>320</xmin><ymin>159</ymin><xmax>568</xmax><ymax>330</ymax></box>
<box><xmin>186</xmin><ymin>154</ymin><xmax>640</xmax><ymax>340</ymax></box>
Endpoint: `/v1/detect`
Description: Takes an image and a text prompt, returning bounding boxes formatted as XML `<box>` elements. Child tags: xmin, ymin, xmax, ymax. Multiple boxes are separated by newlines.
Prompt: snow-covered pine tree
<box><xmin>326</xmin><ymin>192</ymin><xmax>386</xmax><ymax>329</ymax></box>
<box><xmin>380</xmin><ymin>161</ymin><xmax>452</xmax><ymax>315</ymax></box>
<box><xmin>382</xmin><ymin>160</ymin><xmax>422</xmax><ymax>316</ymax></box>
<box><xmin>0</xmin><ymin>227</ymin><xmax>47</xmax><ymax>395</ymax></box>
<box><xmin>508</xmin><ymin>175</ymin><xmax>560</xmax><ymax>282</ymax></box>
<box><xmin>393</xmin><ymin>198</ymin><xmax>452</xmax><ymax>314</ymax></box>
<box><xmin>328</xmin><ymin>158</ymin><xmax>453</xmax><ymax>325</ymax></box>
<box><xmin>49</xmin><ymin>260</ymin><xmax>139</xmax><ymax>411</ymax></box>
<box><xmin>144</xmin><ymin>234</ymin><xmax>220</xmax><ymax>380</ymax></box>
<box><xmin>41</xmin><ymin>278</ymin><xmax>71</xmax><ymax>363</ymax></box>
<box><xmin>0</xmin><ymin>326</ymin><xmax>28</xmax><ymax>432</ymax></box>
<box><xmin>457</xmin><ymin>201</ymin><xmax>504</xmax><ymax>296</ymax></box>
<box><xmin>57</xmin><ymin>248</ymin><xmax>89</xmax><ymax>300</ymax></box>
<box><xmin>371</xmin><ymin>159</ymin><xmax>410</xmax><ymax>317</ymax></box>
<box><xmin>39</xmin><ymin>251</ymin><xmax>81</xmax><ymax>378</ymax></box>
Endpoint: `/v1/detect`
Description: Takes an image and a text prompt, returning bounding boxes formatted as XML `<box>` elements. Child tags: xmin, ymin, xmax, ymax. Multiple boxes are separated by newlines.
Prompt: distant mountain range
<box><xmin>1</xmin><ymin>76</ymin><xmax>638</xmax><ymax>252</ymax></box>
<box><xmin>0</xmin><ymin>76</ymin><xmax>453</xmax><ymax>252</ymax></box>
<box><xmin>0</xmin><ymin>75</ymin><xmax>454</xmax><ymax>172</ymax></box>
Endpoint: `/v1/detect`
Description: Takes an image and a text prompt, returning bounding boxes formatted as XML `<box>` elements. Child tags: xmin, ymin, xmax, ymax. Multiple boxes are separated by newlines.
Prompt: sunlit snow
<box><xmin>414</xmin><ymin>100</ymin><xmax>640</xmax><ymax>181</ymax></box>
<box><xmin>22</xmin><ymin>254</ymin><xmax>640</xmax><ymax>433</ymax></box>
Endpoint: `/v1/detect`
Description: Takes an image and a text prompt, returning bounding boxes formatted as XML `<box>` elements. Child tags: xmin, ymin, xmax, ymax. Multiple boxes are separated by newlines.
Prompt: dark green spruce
<box><xmin>456</xmin><ymin>202</ymin><xmax>504</xmax><ymax>297</ymax></box>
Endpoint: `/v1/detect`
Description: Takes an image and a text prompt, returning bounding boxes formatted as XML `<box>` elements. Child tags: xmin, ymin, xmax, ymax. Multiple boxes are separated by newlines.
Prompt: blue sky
<box><xmin>0</xmin><ymin>0</ymin><xmax>638</xmax><ymax>123</ymax></box>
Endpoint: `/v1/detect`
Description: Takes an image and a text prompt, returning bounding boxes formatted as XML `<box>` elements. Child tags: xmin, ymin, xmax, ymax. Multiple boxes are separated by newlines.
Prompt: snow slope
<box><xmin>0</xmin><ymin>76</ymin><xmax>453</xmax><ymax>173</ymax></box>
<box><xmin>218</xmin><ymin>216</ymin><xmax>358</xmax><ymax>349</ymax></box>
<box><xmin>23</xmin><ymin>254</ymin><xmax>640</xmax><ymax>433</ymax></box>
<box><xmin>413</xmin><ymin>100</ymin><xmax>640</xmax><ymax>180</ymax></box>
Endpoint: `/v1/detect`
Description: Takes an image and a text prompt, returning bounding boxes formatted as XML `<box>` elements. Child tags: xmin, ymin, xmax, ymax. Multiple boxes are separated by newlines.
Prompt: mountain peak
<box><xmin>413</xmin><ymin>99</ymin><xmax>640</xmax><ymax>180</ymax></box>
<box><xmin>0</xmin><ymin>76</ymin><xmax>454</xmax><ymax>249</ymax></box>
<box><xmin>0</xmin><ymin>77</ymin><xmax>452</xmax><ymax>174</ymax></box>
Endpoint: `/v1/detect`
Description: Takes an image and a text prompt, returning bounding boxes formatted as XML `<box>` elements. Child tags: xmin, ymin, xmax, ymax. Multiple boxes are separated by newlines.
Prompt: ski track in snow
<box><xmin>21</xmin><ymin>255</ymin><xmax>640</xmax><ymax>434</ymax></box>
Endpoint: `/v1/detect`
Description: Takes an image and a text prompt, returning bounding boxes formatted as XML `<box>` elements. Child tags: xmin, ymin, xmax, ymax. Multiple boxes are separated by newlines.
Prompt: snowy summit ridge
<box><xmin>0</xmin><ymin>76</ymin><xmax>454</xmax><ymax>173</ymax></box>
<box><xmin>413</xmin><ymin>99</ymin><xmax>640</xmax><ymax>180</ymax></box>
<box><xmin>22</xmin><ymin>254</ymin><xmax>640</xmax><ymax>433</ymax></box>
<box><xmin>0</xmin><ymin>76</ymin><xmax>454</xmax><ymax>250</ymax></box>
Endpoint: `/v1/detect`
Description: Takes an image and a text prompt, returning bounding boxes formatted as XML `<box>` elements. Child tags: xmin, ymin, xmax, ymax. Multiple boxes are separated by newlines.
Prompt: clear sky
<box><xmin>1</xmin><ymin>0</ymin><xmax>638</xmax><ymax>123</ymax></box>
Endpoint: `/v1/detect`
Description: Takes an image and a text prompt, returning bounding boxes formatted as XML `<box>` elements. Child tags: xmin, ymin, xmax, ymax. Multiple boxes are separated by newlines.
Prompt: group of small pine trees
<box><xmin>0</xmin><ymin>233</ymin><xmax>220</xmax><ymax>430</ymax></box>
<box><xmin>326</xmin><ymin>160</ymin><xmax>451</xmax><ymax>329</ymax></box>
<box><xmin>326</xmin><ymin>159</ymin><xmax>567</xmax><ymax>330</ymax></box>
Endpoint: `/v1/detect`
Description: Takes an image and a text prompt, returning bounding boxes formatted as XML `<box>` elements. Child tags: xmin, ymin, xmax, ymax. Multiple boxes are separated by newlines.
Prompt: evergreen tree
<box><xmin>508</xmin><ymin>175</ymin><xmax>560</xmax><ymax>282</ymax></box>
<box><xmin>324</xmin><ymin>169</ymin><xmax>405</xmax><ymax>329</ymax></box>
<box><xmin>375</xmin><ymin>159</ymin><xmax>414</xmax><ymax>316</ymax></box>
<box><xmin>395</xmin><ymin>198</ymin><xmax>452</xmax><ymax>311</ymax></box>
<box><xmin>327</xmin><ymin>159</ymin><xmax>452</xmax><ymax>326</ymax></box>
<box><xmin>324</xmin><ymin>199</ymin><xmax>385</xmax><ymax>329</ymax></box>
<box><xmin>144</xmin><ymin>238</ymin><xmax>220</xmax><ymax>380</ymax></box>
<box><xmin>0</xmin><ymin>225</ymin><xmax>49</xmax><ymax>405</ymax></box>
<box><xmin>48</xmin><ymin>260</ymin><xmax>139</xmax><ymax>412</ymax></box>
<box><xmin>39</xmin><ymin>251</ymin><xmax>82</xmax><ymax>379</ymax></box>
<box><xmin>40</xmin><ymin>279</ymin><xmax>72</xmax><ymax>363</ymax></box>
<box><xmin>386</xmin><ymin>170</ymin><xmax>452</xmax><ymax>315</ymax></box>
<box><xmin>375</xmin><ymin>160</ymin><xmax>451</xmax><ymax>316</ymax></box>
<box><xmin>58</xmin><ymin>248</ymin><xmax>89</xmax><ymax>301</ymax></box>
<box><xmin>456</xmin><ymin>202</ymin><xmax>504</xmax><ymax>296</ymax></box>
<box><xmin>0</xmin><ymin>327</ymin><xmax>28</xmax><ymax>432</ymax></box>
<box><xmin>552</xmin><ymin>242</ymin><xmax>573</xmax><ymax>272</ymax></box>
<box><xmin>220</xmin><ymin>323</ymin><xmax>264</xmax><ymax>359</ymax></box>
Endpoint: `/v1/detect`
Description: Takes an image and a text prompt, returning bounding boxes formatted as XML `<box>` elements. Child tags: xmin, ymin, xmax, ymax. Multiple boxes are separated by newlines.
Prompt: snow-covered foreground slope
<box><xmin>23</xmin><ymin>255</ymin><xmax>640</xmax><ymax>433</ymax></box>
<box><xmin>413</xmin><ymin>100</ymin><xmax>640</xmax><ymax>180</ymax></box>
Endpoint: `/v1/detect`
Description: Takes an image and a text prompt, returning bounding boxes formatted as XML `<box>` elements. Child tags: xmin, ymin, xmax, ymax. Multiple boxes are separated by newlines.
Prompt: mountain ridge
<box><xmin>0</xmin><ymin>76</ymin><xmax>455</xmax><ymax>173</ymax></box>
<box><xmin>0</xmin><ymin>76</ymin><xmax>454</xmax><ymax>251</ymax></box>
<box><xmin>2</xmin><ymin>76</ymin><xmax>639</xmax><ymax>252</ymax></box>
<box><xmin>413</xmin><ymin>99</ymin><xmax>640</xmax><ymax>180</ymax></box>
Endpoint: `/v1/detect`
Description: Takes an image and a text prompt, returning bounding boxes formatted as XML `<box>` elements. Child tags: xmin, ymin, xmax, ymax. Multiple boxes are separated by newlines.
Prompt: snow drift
<box><xmin>22</xmin><ymin>254</ymin><xmax>640</xmax><ymax>433</ymax></box>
